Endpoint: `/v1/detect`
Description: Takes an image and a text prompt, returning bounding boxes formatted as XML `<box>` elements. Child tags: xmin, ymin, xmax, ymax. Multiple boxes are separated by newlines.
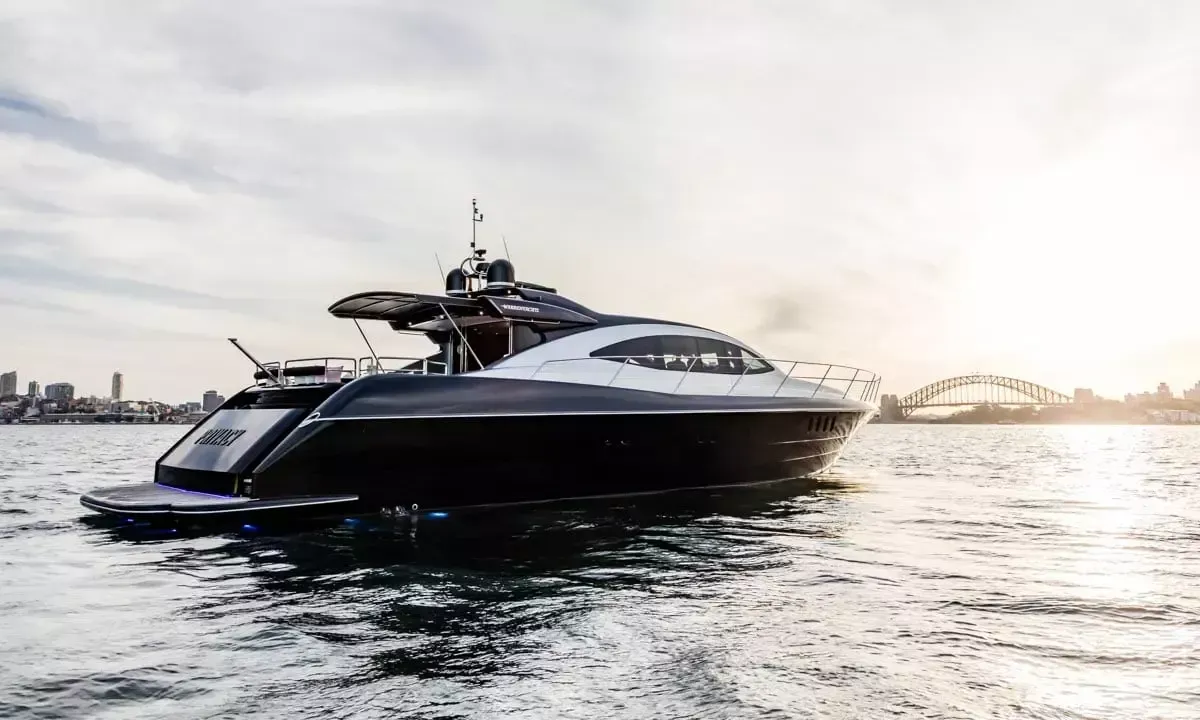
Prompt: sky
<box><xmin>2</xmin><ymin>0</ymin><xmax>1199</xmax><ymax>404</ymax></box>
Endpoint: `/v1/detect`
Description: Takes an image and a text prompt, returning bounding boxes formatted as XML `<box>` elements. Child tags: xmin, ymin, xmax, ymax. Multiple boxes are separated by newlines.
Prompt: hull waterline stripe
<box><xmin>171</xmin><ymin>497</ymin><xmax>358</xmax><ymax>515</ymax></box>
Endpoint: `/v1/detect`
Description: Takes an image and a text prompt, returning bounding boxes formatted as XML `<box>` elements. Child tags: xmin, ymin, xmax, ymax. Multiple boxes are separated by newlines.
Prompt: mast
<box><xmin>472</xmin><ymin>198</ymin><xmax>483</xmax><ymax>254</ymax></box>
<box><xmin>469</xmin><ymin>198</ymin><xmax>486</xmax><ymax>291</ymax></box>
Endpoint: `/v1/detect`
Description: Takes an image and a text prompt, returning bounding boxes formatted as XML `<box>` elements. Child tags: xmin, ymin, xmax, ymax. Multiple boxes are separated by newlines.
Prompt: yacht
<box><xmin>80</xmin><ymin>206</ymin><xmax>880</xmax><ymax>525</ymax></box>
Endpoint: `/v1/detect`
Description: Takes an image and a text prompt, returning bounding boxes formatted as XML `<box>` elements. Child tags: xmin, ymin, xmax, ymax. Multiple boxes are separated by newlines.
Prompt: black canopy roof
<box><xmin>327</xmin><ymin>290</ymin><xmax>598</xmax><ymax>330</ymax></box>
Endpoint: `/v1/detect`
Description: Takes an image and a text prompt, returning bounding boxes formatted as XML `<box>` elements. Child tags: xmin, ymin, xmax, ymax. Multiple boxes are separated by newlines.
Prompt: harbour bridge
<box><xmin>890</xmin><ymin>374</ymin><xmax>1074</xmax><ymax>418</ymax></box>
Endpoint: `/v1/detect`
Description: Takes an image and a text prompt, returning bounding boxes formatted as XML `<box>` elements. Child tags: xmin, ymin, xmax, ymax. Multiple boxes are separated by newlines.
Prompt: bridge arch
<box><xmin>899</xmin><ymin>374</ymin><xmax>1072</xmax><ymax>417</ymax></box>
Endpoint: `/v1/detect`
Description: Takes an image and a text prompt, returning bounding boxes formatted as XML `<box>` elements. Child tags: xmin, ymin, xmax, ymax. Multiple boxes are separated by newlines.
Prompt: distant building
<box><xmin>185</xmin><ymin>402</ymin><xmax>201</xmax><ymax>413</ymax></box>
<box><xmin>111</xmin><ymin>371</ymin><xmax>124</xmax><ymax>403</ymax></box>
<box><xmin>27</xmin><ymin>381</ymin><xmax>39</xmax><ymax>398</ymax></box>
<box><xmin>1157</xmin><ymin>382</ymin><xmax>1172</xmax><ymax>400</ymax></box>
<box><xmin>1073</xmin><ymin>388</ymin><xmax>1095</xmax><ymax>403</ymax></box>
<box><xmin>0</xmin><ymin>371</ymin><xmax>16</xmax><ymax>397</ymax></box>
<box><xmin>878</xmin><ymin>393</ymin><xmax>903</xmax><ymax>422</ymax></box>
<box><xmin>44</xmin><ymin>382</ymin><xmax>76</xmax><ymax>402</ymax></box>
<box><xmin>201</xmin><ymin>390</ymin><xmax>225</xmax><ymax>412</ymax></box>
<box><xmin>1184</xmin><ymin>382</ymin><xmax>1200</xmax><ymax>402</ymax></box>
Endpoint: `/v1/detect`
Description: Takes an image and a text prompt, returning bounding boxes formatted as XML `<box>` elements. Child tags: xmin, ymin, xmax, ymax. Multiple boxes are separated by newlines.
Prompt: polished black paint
<box><xmin>249</xmin><ymin>406</ymin><xmax>871</xmax><ymax>510</ymax></box>
<box><xmin>82</xmin><ymin>373</ymin><xmax>872</xmax><ymax>522</ymax></box>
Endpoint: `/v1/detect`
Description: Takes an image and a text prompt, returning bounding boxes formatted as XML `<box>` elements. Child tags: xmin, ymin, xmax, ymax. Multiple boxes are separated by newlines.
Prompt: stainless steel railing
<box><xmin>255</xmin><ymin>356</ymin><xmax>440</xmax><ymax>385</ymax></box>
<box><xmin>508</xmin><ymin>355</ymin><xmax>880</xmax><ymax>402</ymax></box>
<box><xmin>259</xmin><ymin>353</ymin><xmax>880</xmax><ymax>403</ymax></box>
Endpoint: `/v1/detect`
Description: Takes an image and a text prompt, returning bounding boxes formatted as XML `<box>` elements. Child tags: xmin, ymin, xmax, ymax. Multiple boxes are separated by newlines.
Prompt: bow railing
<box><xmin>255</xmin><ymin>354</ymin><xmax>880</xmax><ymax>403</ymax></box>
<box><xmin>496</xmin><ymin>355</ymin><xmax>881</xmax><ymax>402</ymax></box>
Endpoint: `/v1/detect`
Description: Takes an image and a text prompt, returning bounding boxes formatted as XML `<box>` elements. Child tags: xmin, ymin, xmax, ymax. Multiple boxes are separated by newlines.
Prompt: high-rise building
<box><xmin>1157</xmin><ymin>382</ymin><xmax>1172</xmax><ymax>400</ymax></box>
<box><xmin>45</xmin><ymin>382</ymin><xmax>76</xmax><ymax>402</ymax></box>
<box><xmin>0</xmin><ymin>371</ymin><xmax>16</xmax><ymax>397</ymax></box>
<box><xmin>1184</xmin><ymin>382</ymin><xmax>1200</xmax><ymax>402</ymax></box>
<box><xmin>202</xmin><ymin>390</ymin><xmax>225</xmax><ymax>412</ymax></box>
<box><xmin>27</xmin><ymin>381</ymin><xmax>39</xmax><ymax>397</ymax></box>
<box><xmin>878</xmin><ymin>393</ymin><xmax>903</xmax><ymax>422</ymax></box>
<box><xmin>111</xmin><ymin>371</ymin><xmax>124</xmax><ymax>403</ymax></box>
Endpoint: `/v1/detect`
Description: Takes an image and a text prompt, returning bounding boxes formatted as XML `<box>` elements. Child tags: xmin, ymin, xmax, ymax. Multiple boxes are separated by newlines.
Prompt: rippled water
<box><xmin>0</xmin><ymin>424</ymin><xmax>1197</xmax><ymax>719</ymax></box>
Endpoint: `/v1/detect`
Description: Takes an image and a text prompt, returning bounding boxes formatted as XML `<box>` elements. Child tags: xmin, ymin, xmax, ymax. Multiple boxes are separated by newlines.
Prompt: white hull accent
<box><xmin>475</xmin><ymin>323</ymin><xmax>858</xmax><ymax>400</ymax></box>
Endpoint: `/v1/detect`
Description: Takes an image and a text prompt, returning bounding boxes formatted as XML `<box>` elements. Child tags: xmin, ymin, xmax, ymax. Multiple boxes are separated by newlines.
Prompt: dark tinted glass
<box><xmin>590</xmin><ymin>335</ymin><xmax>773</xmax><ymax>374</ymax></box>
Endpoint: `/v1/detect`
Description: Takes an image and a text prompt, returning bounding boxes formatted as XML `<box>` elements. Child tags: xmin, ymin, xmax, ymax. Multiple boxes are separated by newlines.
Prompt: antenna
<box><xmin>434</xmin><ymin>252</ymin><xmax>445</xmax><ymax>281</ymax></box>
<box><xmin>227</xmin><ymin>338</ymin><xmax>281</xmax><ymax>386</ymax></box>
<box><xmin>502</xmin><ymin>234</ymin><xmax>513</xmax><ymax>262</ymax></box>
<box><xmin>471</xmin><ymin>198</ymin><xmax>484</xmax><ymax>253</ymax></box>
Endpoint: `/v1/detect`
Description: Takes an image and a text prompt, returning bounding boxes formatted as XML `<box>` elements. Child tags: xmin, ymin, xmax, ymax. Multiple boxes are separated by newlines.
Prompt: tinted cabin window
<box><xmin>512</xmin><ymin>324</ymin><xmax>542</xmax><ymax>354</ymax></box>
<box><xmin>591</xmin><ymin>336</ymin><xmax>667</xmax><ymax>370</ymax></box>
<box><xmin>590</xmin><ymin>335</ymin><xmax>774</xmax><ymax>374</ymax></box>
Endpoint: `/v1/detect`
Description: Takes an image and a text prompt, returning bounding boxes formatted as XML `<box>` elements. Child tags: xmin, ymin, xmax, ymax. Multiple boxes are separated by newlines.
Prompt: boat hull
<box><xmin>249</xmin><ymin>408</ymin><xmax>873</xmax><ymax>512</ymax></box>
<box><xmin>79</xmin><ymin>375</ymin><xmax>876</xmax><ymax>524</ymax></box>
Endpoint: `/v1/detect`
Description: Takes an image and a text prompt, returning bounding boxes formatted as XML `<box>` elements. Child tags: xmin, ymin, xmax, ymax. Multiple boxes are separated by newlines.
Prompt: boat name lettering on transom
<box><xmin>194</xmin><ymin>428</ymin><xmax>248</xmax><ymax>447</ymax></box>
<box><xmin>501</xmin><ymin>304</ymin><xmax>540</xmax><ymax>313</ymax></box>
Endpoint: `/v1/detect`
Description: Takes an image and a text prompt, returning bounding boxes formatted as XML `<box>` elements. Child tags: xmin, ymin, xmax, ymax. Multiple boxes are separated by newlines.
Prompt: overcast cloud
<box><xmin>2</xmin><ymin>1</ymin><xmax>1199</xmax><ymax>402</ymax></box>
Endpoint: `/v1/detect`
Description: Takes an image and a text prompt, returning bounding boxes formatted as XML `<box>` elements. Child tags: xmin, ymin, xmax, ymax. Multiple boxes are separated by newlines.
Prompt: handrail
<box><xmin>487</xmin><ymin>355</ymin><xmax>881</xmax><ymax>403</ymax></box>
<box><xmin>258</xmin><ymin>352</ymin><xmax>881</xmax><ymax>403</ymax></box>
<box><xmin>357</xmin><ymin>356</ymin><xmax>439</xmax><ymax>376</ymax></box>
<box><xmin>260</xmin><ymin>355</ymin><xmax>437</xmax><ymax>384</ymax></box>
<box><xmin>284</xmin><ymin>357</ymin><xmax>357</xmax><ymax>371</ymax></box>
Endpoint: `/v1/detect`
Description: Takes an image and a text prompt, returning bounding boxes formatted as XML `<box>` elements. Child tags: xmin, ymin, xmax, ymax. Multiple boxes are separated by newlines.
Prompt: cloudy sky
<box><xmin>2</xmin><ymin>0</ymin><xmax>1199</xmax><ymax>403</ymax></box>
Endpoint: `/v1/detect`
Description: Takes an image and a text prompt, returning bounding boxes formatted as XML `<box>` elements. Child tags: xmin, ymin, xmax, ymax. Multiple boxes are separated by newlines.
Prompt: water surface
<box><xmin>1</xmin><ymin>424</ymin><xmax>1196</xmax><ymax>719</ymax></box>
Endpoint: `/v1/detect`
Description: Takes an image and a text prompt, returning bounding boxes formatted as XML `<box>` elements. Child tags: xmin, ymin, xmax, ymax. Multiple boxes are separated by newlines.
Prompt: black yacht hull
<box><xmin>80</xmin><ymin>375</ymin><xmax>875</xmax><ymax>524</ymax></box>
<box><xmin>252</xmin><ymin>410</ymin><xmax>869</xmax><ymax>512</ymax></box>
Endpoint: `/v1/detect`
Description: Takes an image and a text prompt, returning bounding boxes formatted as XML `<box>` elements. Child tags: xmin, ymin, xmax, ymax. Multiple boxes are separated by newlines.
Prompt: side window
<box><xmin>660</xmin><ymin>335</ymin><xmax>699</xmax><ymax>371</ymax></box>
<box><xmin>736</xmin><ymin>346</ymin><xmax>774</xmax><ymax>375</ymax></box>
<box><xmin>696</xmin><ymin>338</ymin><xmax>733</xmax><ymax>374</ymax></box>
<box><xmin>693</xmin><ymin>338</ymin><xmax>774</xmax><ymax>375</ymax></box>
<box><xmin>589</xmin><ymin>336</ymin><xmax>665</xmax><ymax>369</ymax></box>
<box><xmin>511</xmin><ymin>325</ymin><xmax>542</xmax><ymax>354</ymax></box>
<box><xmin>590</xmin><ymin>335</ymin><xmax>774</xmax><ymax>374</ymax></box>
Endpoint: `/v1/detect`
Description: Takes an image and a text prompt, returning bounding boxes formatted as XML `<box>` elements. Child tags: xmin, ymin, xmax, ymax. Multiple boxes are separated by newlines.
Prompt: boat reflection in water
<box><xmin>83</xmin><ymin>474</ymin><xmax>860</xmax><ymax>707</ymax></box>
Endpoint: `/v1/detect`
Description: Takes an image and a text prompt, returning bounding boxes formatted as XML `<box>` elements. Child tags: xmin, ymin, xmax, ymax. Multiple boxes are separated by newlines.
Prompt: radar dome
<box><xmin>485</xmin><ymin>258</ymin><xmax>515</xmax><ymax>290</ymax></box>
<box><xmin>444</xmin><ymin>268</ymin><xmax>468</xmax><ymax>296</ymax></box>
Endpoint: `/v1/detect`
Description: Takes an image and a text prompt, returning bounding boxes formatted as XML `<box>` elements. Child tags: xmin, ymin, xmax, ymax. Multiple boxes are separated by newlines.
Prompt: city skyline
<box><xmin>0</xmin><ymin>366</ymin><xmax>207</xmax><ymax>406</ymax></box>
<box><xmin>3</xmin><ymin>3</ymin><xmax>1200</xmax><ymax>400</ymax></box>
<box><xmin>1</xmin><ymin>360</ymin><xmax>1198</xmax><ymax>409</ymax></box>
